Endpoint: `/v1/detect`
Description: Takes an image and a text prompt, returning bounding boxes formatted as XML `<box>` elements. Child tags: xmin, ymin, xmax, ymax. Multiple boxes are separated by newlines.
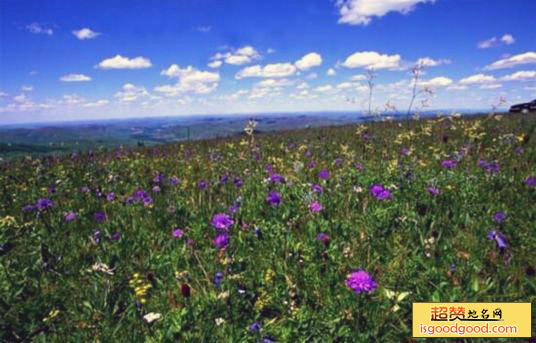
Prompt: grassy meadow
<box><xmin>1</xmin><ymin>112</ymin><xmax>535</xmax><ymax>342</ymax></box>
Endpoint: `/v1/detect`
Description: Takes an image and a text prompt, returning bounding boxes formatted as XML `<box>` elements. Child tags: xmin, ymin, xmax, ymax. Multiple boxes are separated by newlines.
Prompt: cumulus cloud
<box><xmin>500</xmin><ymin>70</ymin><xmax>536</xmax><ymax>81</ymax></box>
<box><xmin>351</xmin><ymin>74</ymin><xmax>367</xmax><ymax>81</ymax></box>
<box><xmin>96</xmin><ymin>55</ymin><xmax>152</xmax><ymax>69</ymax></box>
<box><xmin>335</xmin><ymin>0</ymin><xmax>435</xmax><ymax>26</ymax></box>
<box><xmin>26</xmin><ymin>23</ymin><xmax>53</xmax><ymax>35</ymax></box>
<box><xmin>306</xmin><ymin>72</ymin><xmax>318</xmax><ymax>80</ymax></box>
<box><xmin>61</xmin><ymin>94</ymin><xmax>85</xmax><ymax>105</ymax></box>
<box><xmin>314</xmin><ymin>85</ymin><xmax>334</xmax><ymax>93</ymax></box>
<box><xmin>255</xmin><ymin>78</ymin><xmax>293</xmax><ymax>88</ymax></box>
<box><xmin>115</xmin><ymin>83</ymin><xmax>149</xmax><ymax>102</ymax></box>
<box><xmin>208</xmin><ymin>60</ymin><xmax>223</xmax><ymax>68</ymax></box>
<box><xmin>478</xmin><ymin>33</ymin><xmax>515</xmax><ymax>48</ymax></box>
<box><xmin>484</xmin><ymin>52</ymin><xmax>536</xmax><ymax>70</ymax></box>
<box><xmin>296</xmin><ymin>82</ymin><xmax>309</xmax><ymax>89</ymax></box>
<box><xmin>339</xmin><ymin>51</ymin><xmax>401</xmax><ymax>70</ymax></box>
<box><xmin>235</xmin><ymin>63</ymin><xmax>296</xmax><ymax>79</ymax></box>
<box><xmin>295</xmin><ymin>52</ymin><xmax>322</xmax><ymax>71</ymax></box>
<box><xmin>156</xmin><ymin>65</ymin><xmax>220</xmax><ymax>95</ymax></box>
<box><xmin>83</xmin><ymin>99</ymin><xmax>109</xmax><ymax>107</ymax></box>
<box><xmin>459</xmin><ymin>74</ymin><xmax>496</xmax><ymax>84</ymax></box>
<box><xmin>480</xmin><ymin>84</ymin><xmax>502</xmax><ymax>89</ymax></box>
<box><xmin>72</xmin><ymin>28</ymin><xmax>100</xmax><ymax>40</ymax></box>
<box><xmin>418</xmin><ymin>76</ymin><xmax>453</xmax><ymax>88</ymax></box>
<box><xmin>416</xmin><ymin>57</ymin><xmax>451</xmax><ymax>67</ymax></box>
<box><xmin>60</xmin><ymin>73</ymin><xmax>92</xmax><ymax>82</ymax></box>
<box><xmin>211</xmin><ymin>46</ymin><xmax>261</xmax><ymax>66</ymax></box>
<box><xmin>446</xmin><ymin>84</ymin><xmax>468</xmax><ymax>91</ymax></box>
<box><xmin>327</xmin><ymin>68</ymin><xmax>336</xmax><ymax>76</ymax></box>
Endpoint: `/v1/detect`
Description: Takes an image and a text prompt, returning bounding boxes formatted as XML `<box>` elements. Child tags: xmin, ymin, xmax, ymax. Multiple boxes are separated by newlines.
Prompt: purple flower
<box><xmin>427</xmin><ymin>186</ymin><xmax>440</xmax><ymax>196</ymax></box>
<box><xmin>309</xmin><ymin>201</ymin><xmax>323</xmax><ymax>213</ymax></box>
<box><xmin>262</xmin><ymin>338</ymin><xmax>276</xmax><ymax>343</ymax></box>
<box><xmin>369</xmin><ymin>184</ymin><xmax>391</xmax><ymax>200</ymax></box>
<box><xmin>266</xmin><ymin>191</ymin><xmax>282</xmax><ymax>207</ymax></box>
<box><xmin>36</xmin><ymin>198</ymin><xmax>53</xmax><ymax>211</ymax></box>
<box><xmin>270</xmin><ymin>174</ymin><xmax>285</xmax><ymax>184</ymax></box>
<box><xmin>152</xmin><ymin>185</ymin><xmax>161</xmax><ymax>193</ymax></box>
<box><xmin>487</xmin><ymin>230</ymin><xmax>507</xmax><ymax>250</ymax></box>
<box><xmin>229</xmin><ymin>203</ymin><xmax>239</xmax><ymax>213</ymax></box>
<box><xmin>153</xmin><ymin>173</ymin><xmax>163</xmax><ymax>183</ymax></box>
<box><xmin>172</xmin><ymin>227</ymin><xmax>184</xmax><ymax>238</ymax></box>
<box><xmin>143</xmin><ymin>196</ymin><xmax>153</xmax><ymax>206</ymax></box>
<box><xmin>48</xmin><ymin>186</ymin><xmax>56</xmax><ymax>194</ymax></box>
<box><xmin>94</xmin><ymin>211</ymin><xmax>106</xmax><ymax>222</ymax></box>
<box><xmin>170</xmin><ymin>176</ymin><xmax>180</xmax><ymax>186</ymax></box>
<box><xmin>525</xmin><ymin>176</ymin><xmax>536</xmax><ymax>187</ymax></box>
<box><xmin>354</xmin><ymin>162</ymin><xmax>364</xmax><ymax>172</ymax></box>
<box><xmin>125</xmin><ymin>196</ymin><xmax>135</xmax><ymax>205</ymax></box>
<box><xmin>213</xmin><ymin>272</ymin><xmax>223</xmax><ymax>288</ymax></box>
<box><xmin>110</xmin><ymin>231</ymin><xmax>121</xmax><ymax>242</ymax></box>
<box><xmin>211</xmin><ymin>213</ymin><xmax>234</xmax><ymax>231</ymax></box>
<box><xmin>64</xmin><ymin>211</ymin><xmax>76</xmax><ymax>222</ymax></box>
<box><xmin>400</xmin><ymin>147</ymin><xmax>411</xmax><ymax>156</ymax></box>
<box><xmin>198</xmin><ymin>180</ymin><xmax>208</xmax><ymax>190</ymax></box>
<box><xmin>106</xmin><ymin>192</ymin><xmax>115</xmax><ymax>202</ymax></box>
<box><xmin>478</xmin><ymin>159</ymin><xmax>489</xmax><ymax>169</ymax></box>
<box><xmin>219</xmin><ymin>174</ymin><xmax>229</xmax><ymax>184</ymax></box>
<box><xmin>250</xmin><ymin>322</ymin><xmax>262</xmax><ymax>332</ymax></box>
<box><xmin>265</xmin><ymin>164</ymin><xmax>273</xmax><ymax>173</ymax></box>
<box><xmin>316</xmin><ymin>232</ymin><xmax>330</xmax><ymax>246</ymax></box>
<box><xmin>312</xmin><ymin>184</ymin><xmax>323</xmax><ymax>194</ymax></box>
<box><xmin>22</xmin><ymin>204</ymin><xmax>35</xmax><ymax>212</ymax></box>
<box><xmin>93</xmin><ymin>229</ymin><xmax>101</xmax><ymax>244</ymax></box>
<box><xmin>346</xmin><ymin>269</ymin><xmax>377</xmax><ymax>294</ymax></box>
<box><xmin>233</xmin><ymin>177</ymin><xmax>243</xmax><ymax>188</ymax></box>
<box><xmin>335</xmin><ymin>157</ymin><xmax>343</xmax><ymax>166</ymax></box>
<box><xmin>213</xmin><ymin>233</ymin><xmax>229</xmax><ymax>249</ymax></box>
<box><xmin>318</xmin><ymin>169</ymin><xmax>330</xmax><ymax>180</ymax></box>
<box><xmin>80</xmin><ymin>186</ymin><xmax>90</xmax><ymax>193</ymax></box>
<box><xmin>493</xmin><ymin>211</ymin><xmax>506</xmax><ymax>224</ymax></box>
<box><xmin>441</xmin><ymin>160</ymin><xmax>457</xmax><ymax>169</ymax></box>
<box><xmin>308</xmin><ymin>160</ymin><xmax>317</xmax><ymax>169</ymax></box>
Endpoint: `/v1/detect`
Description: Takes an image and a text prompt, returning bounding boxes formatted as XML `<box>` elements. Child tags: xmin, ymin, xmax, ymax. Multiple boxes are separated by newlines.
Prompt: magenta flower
<box><xmin>316</xmin><ymin>232</ymin><xmax>330</xmax><ymax>246</ymax></box>
<box><xmin>64</xmin><ymin>211</ymin><xmax>76</xmax><ymax>222</ymax></box>
<box><xmin>369</xmin><ymin>184</ymin><xmax>391</xmax><ymax>200</ymax></box>
<box><xmin>427</xmin><ymin>186</ymin><xmax>440</xmax><ymax>196</ymax></box>
<box><xmin>172</xmin><ymin>227</ymin><xmax>184</xmax><ymax>238</ymax></box>
<box><xmin>107</xmin><ymin>192</ymin><xmax>115</xmax><ymax>202</ymax></box>
<box><xmin>309</xmin><ymin>201</ymin><xmax>323</xmax><ymax>213</ymax></box>
<box><xmin>346</xmin><ymin>269</ymin><xmax>377</xmax><ymax>294</ymax></box>
<box><xmin>525</xmin><ymin>176</ymin><xmax>536</xmax><ymax>187</ymax></box>
<box><xmin>318</xmin><ymin>169</ymin><xmax>330</xmax><ymax>180</ymax></box>
<box><xmin>487</xmin><ymin>230</ymin><xmax>507</xmax><ymax>250</ymax></box>
<box><xmin>211</xmin><ymin>213</ymin><xmax>234</xmax><ymax>231</ymax></box>
<box><xmin>312</xmin><ymin>184</ymin><xmax>323</xmax><ymax>194</ymax></box>
<box><xmin>213</xmin><ymin>233</ymin><xmax>229</xmax><ymax>249</ymax></box>
<box><xmin>152</xmin><ymin>185</ymin><xmax>161</xmax><ymax>193</ymax></box>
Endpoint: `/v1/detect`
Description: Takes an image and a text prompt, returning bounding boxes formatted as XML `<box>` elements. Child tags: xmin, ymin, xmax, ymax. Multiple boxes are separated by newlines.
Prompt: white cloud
<box><xmin>62</xmin><ymin>94</ymin><xmax>85</xmax><ymax>105</ymax></box>
<box><xmin>306</xmin><ymin>72</ymin><xmax>318</xmax><ymax>80</ymax></box>
<box><xmin>484</xmin><ymin>52</ymin><xmax>536</xmax><ymax>70</ymax></box>
<box><xmin>336</xmin><ymin>82</ymin><xmax>358</xmax><ymax>89</ymax></box>
<box><xmin>524</xmin><ymin>86</ymin><xmax>536</xmax><ymax>91</ymax></box>
<box><xmin>416</xmin><ymin>57</ymin><xmax>451</xmax><ymax>67</ymax></box>
<box><xmin>446</xmin><ymin>84</ymin><xmax>468</xmax><ymax>91</ymax></box>
<box><xmin>350</xmin><ymin>74</ymin><xmax>367</xmax><ymax>81</ymax></box>
<box><xmin>267</xmin><ymin>48</ymin><xmax>276</xmax><ymax>54</ymax></box>
<box><xmin>225</xmin><ymin>89</ymin><xmax>249</xmax><ymax>101</ymax></box>
<box><xmin>156</xmin><ymin>65</ymin><xmax>220</xmax><ymax>95</ymax></box>
<box><xmin>459</xmin><ymin>74</ymin><xmax>496</xmax><ymax>84</ymax></box>
<box><xmin>83</xmin><ymin>99</ymin><xmax>109</xmax><ymax>107</ymax></box>
<box><xmin>296</xmin><ymin>82</ymin><xmax>309</xmax><ymax>89</ymax></box>
<box><xmin>72</xmin><ymin>28</ymin><xmax>100</xmax><ymax>40</ymax></box>
<box><xmin>295</xmin><ymin>52</ymin><xmax>322</xmax><ymax>70</ymax></box>
<box><xmin>0</xmin><ymin>92</ymin><xmax>8</xmax><ymax>97</ymax></box>
<box><xmin>418</xmin><ymin>76</ymin><xmax>453</xmax><ymax>88</ymax></box>
<box><xmin>235</xmin><ymin>63</ymin><xmax>296</xmax><ymax>79</ymax></box>
<box><xmin>501</xmin><ymin>34</ymin><xmax>515</xmax><ymax>45</ymax></box>
<box><xmin>21</xmin><ymin>86</ymin><xmax>33</xmax><ymax>92</ymax></box>
<box><xmin>96</xmin><ymin>55</ymin><xmax>152</xmax><ymax>69</ymax></box>
<box><xmin>208</xmin><ymin>60</ymin><xmax>223</xmax><ymax>68</ymax></box>
<box><xmin>500</xmin><ymin>70</ymin><xmax>536</xmax><ymax>81</ymax></box>
<box><xmin>115</xmin><ymin>83</ymin><xmax>149</xmax><ymax>102</ymax></box>
<box><xmin>335</xmin><ymin>0</ymin><xmax>435</xmax><ymax>26</ymax></box>
<box><xmin>314</xmin><ymin>85</ymin><xmax>334</xmax><ymax>93</ymax></box>
<box><xmin>197</xmin><ymin>26</ymin><xmax>211</xmax><ymax>33</ymax></box>
<box><xmin>211</xmin><ymin>46</ymin><xmax>261</xmax><ymax>66</ymax></box>
<box><xmin>480</xmin><ymin>84</ymin><xmax>502</xmax><ymax>89</ymax></box>
<box><xmin>255</xmin><ymin>78</ymin><xmax>293</xmax><ymax>88</ymax></box>
<box><xmin>478</xmin><ymin>33</ymin><xmax>515</xmax><ymax>49</ymax></box>
<box><xmin>339</xmin><ymin>51</ymin><xmax>401</xmax><ymax>70</ymax></box>
<box><xmin>14</xmin><ymin>94</ymin><xmax>27</xmax><ymax>103</ymax></box>
<box><xmin>60</xmin><ymin>73</ymin><xmax>92</xmax><ymax>82</ymax></box>
<box><xmin>327</xmin><ymin>68</ymin><xmax>336</xmax><ymax>76</ymax></box>
<box><xmin>26</xmin><ymin>23</ymin><xmax>53</xmax><ymax>35</ymax></box>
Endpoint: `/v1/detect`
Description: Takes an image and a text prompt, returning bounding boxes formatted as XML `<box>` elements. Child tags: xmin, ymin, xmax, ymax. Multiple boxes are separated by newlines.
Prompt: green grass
<box><xmin>0</xmin><ymin>112</ymin><xmax>535</xmax><ymax>342</ymax></box>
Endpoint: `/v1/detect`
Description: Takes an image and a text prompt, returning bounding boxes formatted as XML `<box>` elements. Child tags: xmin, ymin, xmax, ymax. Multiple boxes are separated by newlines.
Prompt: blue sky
<box><xmin>1</xmin><ymin>0</ymin><xmax>535</xmax><ymax>124</ymax></box>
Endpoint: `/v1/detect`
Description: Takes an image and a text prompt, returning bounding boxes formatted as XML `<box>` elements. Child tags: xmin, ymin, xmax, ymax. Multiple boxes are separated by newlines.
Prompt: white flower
<box><xmin>91</xmin><ymin>262</ymin><xmax>115</xmax><ymax>275</ymax></box>
<box><xmin>215</xmin><ymin>317</ymin><xmax>225</xmax><ymax>326</ymax></box>
<box><xmin>143</xmin><ymin>312</ymin><xmax>161</xmax><ymax>323</ymax></box>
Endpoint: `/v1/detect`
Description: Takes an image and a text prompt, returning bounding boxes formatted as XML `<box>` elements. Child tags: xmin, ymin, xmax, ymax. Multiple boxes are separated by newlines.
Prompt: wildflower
<box><xmin>80</xmin><ymin>186</ymin><xmax>90</xmax><ymax>193</ymax></box>
<box><xmin>172</xmin><ymin>227</ymin><xmax>184</xmax><ymax>238</ymax></box>
<box><xmin>170</xmin><ymin>176</ymin><xmax>180</xmax><ymax>186</ymax></box>
<box><xmin>270</xmin><ymin>174</ymin><xmax>285</xmax><ymax>184</ymax></box>
<box><xmin>110</xmin><ymin>231</ymin><xmax>121</xmax><ymax>242</ymax></box>
<box><xmin>316</xmin><ymin>232</ymin><xmax>330</xmax><ymax>246</ymax></box>
<box><xmin>153</xmin><ymin>173</ymin><xmax>163</xmax><ymax>183</ymax></box>
<box><xmin>400</xmin><ymin>147</ymin><xmax>411</xmax><ymax>156</ymax></box>
<box><xmin>36</xmin><ymin>198</ymin><xmax>53</xmax><ymax>211</ymax></box>
<box><xmin>441</xmin><ymin>160</ymin><xmax>457</xmax><ymax>169</ymax></box>
<box><xmin>369</xmin><ymin>184</ymin><xmax>391</xmax><ymax>200</ymax></box>
<box><xmin>266</xmin><ymin>191</ymin><xmax>282</xmax><ymax>207</ymax></box>
<box><xmin>354</xmin><ymin>162</ymin><xmax>364</xmax><ymax>171</ymax></box>
<box><xmin>450</xmin><ymin>263</ymin><xmax>457</xmax><ymax>273</ymax></box>
<box><xmin>493</xmin><ymin>211</ymin><xmax>506</xmax><ymax>224</ymax></box>
<box><xmin>427</xmin><ymin>186</ymin><xmax>440</xmax><ymax>196</ymax></box>
<box><xmin>93</xmin><ymin>229</ymin><xmax>101</xmax><ymax>244</ymax></box>
<box><xmin>250</xmin><ymin>322</ymin><xmax>262</xmax><ymax>332</ymax></box>
<box><xmin>143</xmin><ymin>312</ymin><xmax>161</xmax><ymax>323</ymax></box>
<box><xmin>262</xmin><ymin>337</ymin><xmax>276</xmax><ymax>343</ymax></box>
<box><xmin>335</xmin><ymin>157</ymin><xmax>343</xmax><ymax>166</ymax></box>
<box><xmin>48</xmin><ymin>186</ymin><xmax>56</xmax><ymax>194</ymax></box>
<box><xmin>487</xmin><ymin>230</ymin><xmax>507</xmax><ymax>250</ymax></box>
<box><xmin>152</xmin><ymin>185</ymin><xmax>160</xmax><ymax>193</ymax></box>
<box><xmin>233</xmin><ymin>177</ymin><xmax>243</xmax><ymax>188</ymax></box>
<box><xmin>318</xmin><ymin>169</ymin><xmax>330</xmax><ymax>180</ymax></box>
<box><xmin>309</xmin><ymin>201</ymin><xmax>323</xmax><ymax>213</ymax></box>
<box><xmin>213</xmin><ymin>272</ymin><xmax>224</xmax><ymax>288</ymax></box>
<box><xmin>94</xmin><ymin>212</ymin><xmax>106</xmax><ymax>222</ymax></box>
<box><xmin>308</xmin><ymin>160</ymin><xmax>317</xmax><ymax>169</ymax></box>
<box><xmin>106</xmin><ymin>192</ymin><xmax>115</xmax><ymax>202</ymax></box>
<box><xmin>346</xmin><ymin>269</ymin><xmax>377</xmax><ymax>294</ymax></box>
<box><xmin>198</xmin><ymin>180</ymin><xmax>208</xmax><ymax>190</ymax></box>
<box><xmin>215</xmin><ymin>318</ymin><xmax>225</xmax><ymax>326</ymax></box>
<box><xmin>265</xmin><ymin>164</ymin><xmax>273</xmax><ymax>173</ymax></box>
<box><xmin>213</xmin><ymin>233</ymin><xmax>230</xmax><ymax>249</ymax></box>
<box><xmin>211</xmin><ymin>213</ymin><xmax>234</xmax><ymax>231</ymax></box>
<box><xmin>525</xmin><ymin>176</ymin><xmax>536</xmax><ymax>187</ymax></box>
<box><xmin>312</xmin><ymin>184</ymin><xmax>323</xmax><ymax>193</ymax></box>
<box><xmin>143</xmin><ymin>196</ymin><xmax>153</xmax><ymax>206</ymax></box>
<box><xmin>22</xmin><ymin>204</ymin><xmax>35</xmax><ymax>212</ymax></box>
<box><xmin>64</xmin><ymin>211</ymin><xmax>76</xmax><ymax>222</ymax></box>
<box><xmin>91</xmin><ymin>262</ymin><xmax>115</xmax><ymax>275</ymax></box>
